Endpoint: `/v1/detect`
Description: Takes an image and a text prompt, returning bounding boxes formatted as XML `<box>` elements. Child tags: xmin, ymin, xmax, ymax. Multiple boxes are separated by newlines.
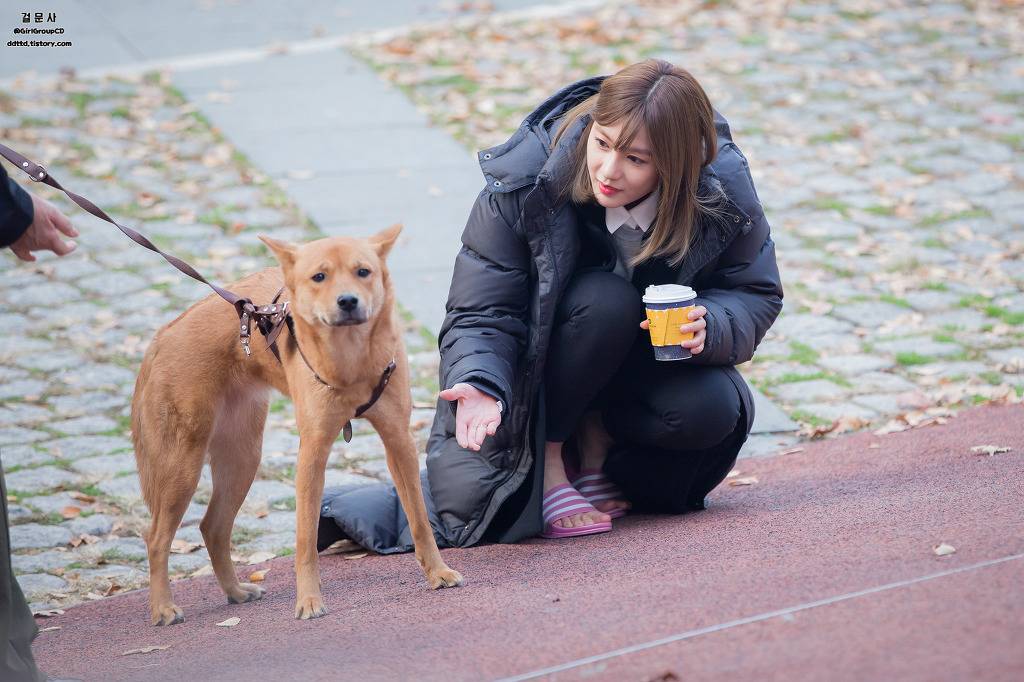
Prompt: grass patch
<box><xmin>231</xmin><ymin>527</ymin><xmax>261</xmax><ymax>545</ymax></box>
<box><xmin>789</xmin><ymin>409</ymin><xmax>832</xmax><ymax>428</ymax></box>
<box><xmin>803</xmin><ymin>196</ymin><xmax>852</xmax><ymax>216</ymax></box>
<box><xmin>933</xmin><ymin>332</ymin><xmax>955</xmax><ymax>343</ymax></box>
<box><xmin>923</xmin><ymin>282</ymin><xmax>948</xmax><ymax>292</ymax></box>
<box><xmin>270</xmin><ymin>397</ymin><xmax>290</xmax><ymax>414</ymax></box>
<box><xmin>979</xmin><ymin>371</ymin><xmax>1004</xmax><ymax>385</ymax></box>
<box><xmin>896</xmin><ymin>352</ymin><xmax>935</xmax><ymax>366</ymax></box>
<box><xmin>863</xmin><ymin>205</ymin><xmax>896</xmax><ymax>216</ymax></box>
<box><xmin>789</xmin><ymin>341</ymin><xmax>820</xmax><ymax>365</ymax></box>
<box><xmin>879</xmin><ymin>294</ymin><xmax>912</xmax><ymax>309</ymax></box>
<box><xmin>277</xmin><ymin>547</ymin><xmax>295</xmax><ymax>557</ymax></box>
<box><xmin>769</xmin><ymin>371</ymin><xmax>827</xmax><ymax>385</ymax></box>
<box><xmin>272</xmin><ymin>497</ymin><xmax>296</xmax><ymax>512</ymax></box>
<box><xmin>984</xmin><ymin>305</ymin><xmax>1024</xmax><ymax>326</ymax></box>
<box><xmin>917</xmin><ymin>208</ymin><xmax>991</xmax><ymax>227</ymax></box>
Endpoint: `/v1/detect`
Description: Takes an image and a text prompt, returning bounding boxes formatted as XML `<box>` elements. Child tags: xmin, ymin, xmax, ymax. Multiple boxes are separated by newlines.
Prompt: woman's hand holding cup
<box><xmin>438</xmin><ymin>382</ymin><xmax>501</xmax><ymax>452</ymax></box>
<box><xmin>639</xmin><ymin>304</ymin><xmax>707</xmax><ymax>356</ymax></box>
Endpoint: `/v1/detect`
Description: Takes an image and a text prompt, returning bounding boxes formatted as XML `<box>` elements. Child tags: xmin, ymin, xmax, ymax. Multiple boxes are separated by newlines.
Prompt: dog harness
<box><xmin>2</xmin><ymin>143</ymin><xmax>396</xmax><ymax>442</ymax></box>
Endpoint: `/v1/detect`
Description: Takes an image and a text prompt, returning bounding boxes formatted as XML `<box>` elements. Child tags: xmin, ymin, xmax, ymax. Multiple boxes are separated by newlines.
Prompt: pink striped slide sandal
<box><xmin>571</xmin><ymin>469</ymin><xmax>630</xmax><ymax>519</ymax></box>
<box><xmin>541</xmin><ymin>483</ymin><xmax>612</xmax><ymax>539</ymax></box>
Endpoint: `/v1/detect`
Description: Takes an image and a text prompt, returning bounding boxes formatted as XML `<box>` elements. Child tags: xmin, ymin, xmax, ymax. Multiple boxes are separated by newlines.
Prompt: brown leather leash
<box><xmin>1</xmin><ymin>142</ymin><xmax>394</xmax><ymax>442</ymax></box>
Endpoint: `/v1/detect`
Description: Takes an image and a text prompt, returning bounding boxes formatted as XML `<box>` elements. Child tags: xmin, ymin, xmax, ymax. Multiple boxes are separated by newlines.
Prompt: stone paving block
<box><xmin>0</xmin><ymin>426</ymin><xmax>51</xmax><ymax>446</ymax></box>
<box><xmin>237</xmin><ymin>531</ymin><xmax>295</xmax><ymax>555</ymax></box>
<box><xmin>737</xmin><ymin>433</ymin><xmax>801</xmax><ymax>459</ymax></box>
<box><xmin>9</xmin><ymin>282</ymin><xmax>83</xmax><ymax>308</ymax></box>
<box><xmin>0</xmin><ymin>380</ymin><xmax>49</xmax><ymax>401</ymax></box>
<box><xmin>11</xmin><ymin>549</ymin><xmax>76</xmax><ymax>574</ymax></box>
<box><xmin>76</xmin><ymin>271</ymin><xmax>151</xmax><ymax>296</ymax></box>
<box><xmin>908</xmin><ymin>361</ymin><xmax>990</xmax><ymax>379</ymax></box>
<box><xmin>66</xmin><ymin>565</ymin><xmax>143</xmax><ymax>583</ymax></box>
<box><xmin>16</xmin><ymin>573</ymin><xmax>69</xmax><ymax>599</ymax></box>
<box><xmin>987</xmin><ymin>348</ymin><xmax>1024</xmax><ymax>368</ymax></box>
<box><xmin>168</xmin><ymin>553</ymin><xmax>210</xmax><ymax>574</ymax></box>
<box><xmin>59</xmin><ymin>364</ymin><xmax>136</xmax><ymax>391</ymax></box>
<box><xmin>770</xmin><ymin>379</ymin><xmax>849</xmax><ymax>403</ymax></box>
<box><xmin>235</xmin><ymin>511</ymin><xmax>297</xmax><ymax>535</ymax></box>
<box><xmin>771</xmin><ymin>314</ymin><xmax>853</xmax><ymax>338</ymax></box>
<box><xmin>7</xmin><ymin>504</ymin><xmax>34</xmax><ymax>524</ymax></box>
<box><xmin>0</xmin><ymin>445</ymin><xmax>51</xmax><ymax>469</ymax></box>
<box><xmin>873</xmin><ymin>337</ymin><xmax>964</xmax><ymax>358</ymax></box>
<box><xmin>44</xmin><ymin>435</ymin><xmax>133</xmax><ymax>460</ymax></box>
<box><xmin>856</xmin><ymin>372</ymin><xmax>920</xmax><ymax>393</ymax></box>
<box><xmin>5</xmin><ymin>466</ymin><xmax>81</xmax><ymax>494</ymax></box>
<box><xmin>0</xmin><ymin>401</ymin><xmax>53</xmax><ymax>421</ymax></box>
<box><xmin>63</xmin><ymin>513</ymin><xmax>117</xmax><ymax>537</ymax></box>
<box><xmin>817</xmin><ymin>354</ymin><xmax>894</xmax><ymax>375</ymax></box>
<box><xmin>96</xmin><ymin>475</ymin><xmax>144</xmax><ymax>502</ymax></box>
<box><xmin>244</xmin><ymin>480</ymin><xmax>296</xmax><ymax>507</ymax></box>
<box><xmin>10</xmin><ymin>524</ymin><xmax>74</xmax><ymax>550</ymax></box>
<box><xmin>21</xmin><ymin>492</ymin><xmax>88</xmax><ymax>516</ymax></box>
<box><xmin>926</xmin><ymin>309</ymin><xmax>992</xmax><ymax>332</ymax></box>
<box><xmin>831</xmin><ymin>302</ymin><xmax>912</xmax><ymax>328</ymax></box>
<box><xmin>793</xmin><ymin>402</ymin><xmax>878</xmax><ymax>423</ymax></box>
<box><xmin>323</xmin><ymin>469</ymin><xmax>379</xmax><ymax>488</ymax></box>
<box><xmin>69</xmin><ymin>453</ymin><xmax>138</xmax><ymax>478</ymax></box>
<box><xmin>50</xmin><ymin>415</ymin><xmax>121</xmax><ymax>437</ymax></box>
<box><xmin>903</xmin><ymin>290</ymin><xmax>962</xmax><ymax>312</ymax></box>
<box><xmin>86</xmin><ymin>537</ymin><xmax>148</xmax><ymax>563</ymax></box>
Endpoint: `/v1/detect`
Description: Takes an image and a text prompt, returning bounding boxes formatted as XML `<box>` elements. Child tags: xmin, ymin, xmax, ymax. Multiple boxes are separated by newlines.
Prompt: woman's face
<box><xmin>586</xmin><ymin>119</ymin><xmax>659</xmax><ymax>209</ymax></box>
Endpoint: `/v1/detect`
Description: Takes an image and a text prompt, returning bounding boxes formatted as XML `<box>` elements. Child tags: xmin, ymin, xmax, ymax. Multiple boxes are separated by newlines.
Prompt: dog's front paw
<box><xmin>150</xmin><ymin>603</ymin><xmax>184</xmax><ymax>626</ymax></box>
<box><xmin>227</xmin><ymin>582</ymin><xmax>266</xmax><ymax>605</ymax></box>
<box><xmin>426</xmin><ymin>565</ymin><xmax>463</xmax><ymax>589</ymax></box>
<box><xmin>294</xmin><ymin>594</ymin><xmax>328</xmax><ymax>620</ymax></box>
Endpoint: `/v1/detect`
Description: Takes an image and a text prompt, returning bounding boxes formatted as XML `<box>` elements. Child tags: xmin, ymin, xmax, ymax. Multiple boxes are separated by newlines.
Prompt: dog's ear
<box><xmin>368</xmin><ymin>223</ymin><xmax>403</xmax><ymax>260</ymax></box>
<box><xmin>259</xmin><ymin>235</ymin><xmax>298</xmax><ymax>272</ymax></box>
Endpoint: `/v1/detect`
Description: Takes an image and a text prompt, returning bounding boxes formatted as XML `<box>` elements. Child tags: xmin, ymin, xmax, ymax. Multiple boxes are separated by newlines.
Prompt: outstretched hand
<box><xmin>438</xmin><ymin>382</ymin><xmax>501</xmax><ymax>452</ymax></box>
<box><xmin>640</xmin><ymin>305</ymin><xmax>707</xmax><ymax>355</ymax></box>
<box><xmin>9</xmin><ymin>194</ymin><xmax>78</xmax><ymax>262</ymax></box>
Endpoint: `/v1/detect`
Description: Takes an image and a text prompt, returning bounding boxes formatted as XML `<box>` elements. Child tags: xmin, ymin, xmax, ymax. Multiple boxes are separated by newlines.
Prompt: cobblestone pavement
<box><xmin>0</xmin><ymin>74</ymin><xmax>440</xmax><ymax>610</ymax></box>
<box><xmin>349</xmin><ymin>0</ymin><xmax>1024</xmax><ymax>433</ymax></box>
<box><xmin>3</xmin><ymin>0</ymin><xmax>1024</xmax><ymax>612</ymax></box>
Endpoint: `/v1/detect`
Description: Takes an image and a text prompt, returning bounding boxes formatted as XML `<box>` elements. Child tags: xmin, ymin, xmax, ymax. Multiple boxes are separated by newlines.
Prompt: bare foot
<box><xmin>576</xmin><ymin>412</ymin><xmax>631</xmax><ymax>515</ymax></box>
<box><xmin>544</xmin><ymin>441</ymin><xmax>611</xmax><ymax>529</ymax></box>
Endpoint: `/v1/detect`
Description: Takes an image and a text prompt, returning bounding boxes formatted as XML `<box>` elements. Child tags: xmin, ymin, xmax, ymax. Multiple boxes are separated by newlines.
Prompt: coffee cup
<box><xmin>643</xmin><ymin>284</ymin><xmax>698</xmax><ymax>361</ymax></box>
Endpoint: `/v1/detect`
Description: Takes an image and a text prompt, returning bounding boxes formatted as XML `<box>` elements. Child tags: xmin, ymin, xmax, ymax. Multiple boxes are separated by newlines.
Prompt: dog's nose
<box><xmin>337</xmin><ymin>294</ymin><xmax>359</xmax><ymax>311</ymax></box>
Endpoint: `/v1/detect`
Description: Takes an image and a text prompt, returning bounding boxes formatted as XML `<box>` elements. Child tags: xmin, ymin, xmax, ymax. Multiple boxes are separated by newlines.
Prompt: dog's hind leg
<box><xmin>140</xmin><ymin>425</ymin><xmax>206</xmax><ymax>626</ymax></box>
<box><xmin>201</xmin><ymin>386</ymin><xmax>269</xmax><ymax>606</ymax></box>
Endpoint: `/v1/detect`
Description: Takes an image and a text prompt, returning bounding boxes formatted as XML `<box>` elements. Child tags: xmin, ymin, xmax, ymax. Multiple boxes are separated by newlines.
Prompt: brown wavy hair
<box><xmin>553</xmin><ymin>59</ymin><xmax>722</xmax><ymax>267</ymax></box>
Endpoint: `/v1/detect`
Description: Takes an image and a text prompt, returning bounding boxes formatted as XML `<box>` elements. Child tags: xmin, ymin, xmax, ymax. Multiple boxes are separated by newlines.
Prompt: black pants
<box><xmin>545</xmin><ymin>271</ymin><xmax>748</xmax><ymax>513</ymax></box>
<box><xmin>1</xmin><ymin>469</ymin><xmax>45</xmax><ymax>682</ymax></box>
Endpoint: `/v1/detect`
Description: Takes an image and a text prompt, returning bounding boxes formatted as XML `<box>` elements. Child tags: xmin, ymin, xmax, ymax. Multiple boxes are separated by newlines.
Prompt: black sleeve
<box><xmin>0</xmin><ymin>162</ymin><xmax>34</xmax><ymax>248</ymax></box>
<box><xmin>439</xmin><ymin>188</ymin><xmax>531</xmax><ymax>413</ymax></box>
<box><xmin>691</xmin><ymin>144</ymin><xmax>784</xmax><ymax>366</ymax></box>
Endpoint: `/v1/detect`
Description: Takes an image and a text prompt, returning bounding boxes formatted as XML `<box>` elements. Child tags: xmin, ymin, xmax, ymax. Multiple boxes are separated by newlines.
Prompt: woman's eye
<box><xmin>311</xmin><ymin>272</ymin><xmax>326</xmax><ymax>282</ymax></box>
<box><xmin>629</xmin><ymin>156</ymin><xmax>645</xmax><ymax>165</ymax></box>
<box><xmin>357</xmin><ymin>268</ymin><xmax>371</xmax><ymax>278</ymax></box>
<box><xmin>596</xmin><ymin>138</ymin><xmax>609</xmax><ymax>149</ymax></box>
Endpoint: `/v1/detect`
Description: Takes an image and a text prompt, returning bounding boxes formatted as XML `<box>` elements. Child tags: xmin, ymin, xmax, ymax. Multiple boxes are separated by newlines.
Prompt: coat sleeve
<box><xmin>439</xmin><ymin>188</ymin><xmax>531</xmax><ymax>410</ymax></box>
<box><xmin>0</xmin><ymin>163</ymin><xmax>34</xmax><ymax>248</ymax></box>
<box><xmin>692</xmin><ymin>145</ymin><xmax>784</xmax><ymax>366</ymax></box>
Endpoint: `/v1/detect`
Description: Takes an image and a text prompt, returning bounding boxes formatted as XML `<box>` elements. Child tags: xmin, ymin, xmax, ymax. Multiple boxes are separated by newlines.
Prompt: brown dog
<box><xmin>130</xmin><ymin>224</ymin><xmax>462</xmax><ymax>625</ymax></box>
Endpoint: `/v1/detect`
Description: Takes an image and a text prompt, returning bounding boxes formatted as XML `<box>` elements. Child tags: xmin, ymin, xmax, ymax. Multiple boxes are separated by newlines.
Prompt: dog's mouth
<box><xmin>320</xmin><ymin>307</ymin><xmax>370</xmax><ymax>327</ymax></box>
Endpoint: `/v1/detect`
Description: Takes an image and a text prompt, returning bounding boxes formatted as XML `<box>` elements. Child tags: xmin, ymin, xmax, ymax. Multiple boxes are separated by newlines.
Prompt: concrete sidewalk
<box><xmin>32</xmin><ymin>404</ymin><xmax>1024</xmax><ymax>681</ymax></box>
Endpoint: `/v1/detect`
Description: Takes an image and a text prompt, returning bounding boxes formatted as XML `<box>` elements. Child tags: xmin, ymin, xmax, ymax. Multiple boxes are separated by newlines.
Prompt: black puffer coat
<box><xmin>319</xmin><ymin>76</ymin><xmax>783</xmax><ymax>553</ymax></box>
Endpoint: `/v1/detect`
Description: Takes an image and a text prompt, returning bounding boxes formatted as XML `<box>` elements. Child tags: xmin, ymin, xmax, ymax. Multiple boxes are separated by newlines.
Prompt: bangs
<box><xmin>594</xmin><ymin>99</ymin><xmax>649</xmax><ymax>156</ymax></box>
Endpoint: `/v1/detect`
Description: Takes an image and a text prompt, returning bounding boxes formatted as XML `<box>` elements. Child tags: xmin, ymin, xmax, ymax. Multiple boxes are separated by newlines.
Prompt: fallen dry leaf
<box><xmin>248</xmin><ymin>569</ymin><xmax>269</xmax><ymax>583</ymax></box>
<box><xmin>320</xmin><ymin>539</ymin><xmax>360</xmax><ymax>556</ymax></box>
<box><xmin>32</xmin><ymin>609</ymin><xmax>64</xmax><ymax>618</ymax></box>
<box><xmin>103</xmin><ymin>582</ymin><xmax>122</xmax><ymax>597</ymax></box>
<box><xmin>216</xmin><ymin>617</ymin><xmax>241</xmax><ymax>627</ymax></box>
<box><xmin>246</xmin><ymin>551</ymin><xmax>276</xmax><ymax>565</ymax></box>
<box><xmin>970</xmin><ymin>445</ymin><xmax>1011</xmax><ymax>456</ymax></box>
<box><xmin>729</xmin><ymin>476</ymin><xmax>758</xmax><ymax>487</ymax></box>
<box><xmin>122</xmin><ymin>645</ymin><xmax>171</xmax><ymax>656</ymax></box>
<box><xmin>725</xmin><ymin>470</ymin><xmax>741</xmax><ymax>479</ymax></box>
<box><xmin>778</xmin><ymin>447</ymin><xmax>805</xmax><ymax>456</ymax></box>
<box><xmin>190</xmin><ymin>564</ymin><xmax>215</xmax><ymax>577</ymax></box>
<box><xmin>84</xmin><ymin>592</ymin><xmax>105</xmax><ymax>601</ymax></box>
<box><xmin>60</xmin><ymin>506</ymin><xmax>82</xmax><ymax>519</ymax></box>
<box><xmin>38</xmin><ymin>626</ymin><xmax>61</xmax><ymax>633</ymax></box>
<box><xmin>343</xmin><ymin>551</ymin><xmax>368</xmax><ymax>560</ymax></box>
<box><xmin>933</xmin><ymin>543</ymin><xmax>956</xmax><ymax>556</ymax></box>
<box><xmin>170</xmin><ymin>539</ymin><xmax>203</xmax><ymax>554</ymax></box>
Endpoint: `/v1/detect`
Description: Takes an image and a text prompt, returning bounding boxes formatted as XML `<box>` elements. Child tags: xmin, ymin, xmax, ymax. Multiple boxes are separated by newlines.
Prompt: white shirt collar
<box><xmin>605</xmin><ymin>188</ymin><xmax>660</xmax><ymax>234</ymax></box>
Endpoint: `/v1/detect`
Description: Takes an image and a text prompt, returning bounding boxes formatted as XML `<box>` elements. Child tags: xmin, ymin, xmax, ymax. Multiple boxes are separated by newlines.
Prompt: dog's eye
<box><xmin>357</xmin><ymin>268</ymin><xmax>371</xmax><ymax>278</ymax></box>
<box><xmin>311</xmin><ymin>272</ymin><xmax>326</xmax><ymax>283</ymax></box>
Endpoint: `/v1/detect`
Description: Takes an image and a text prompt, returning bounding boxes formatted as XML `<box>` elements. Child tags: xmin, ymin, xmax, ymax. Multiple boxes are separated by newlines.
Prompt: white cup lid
<box><xmin>642</xmin><ymin>284</ymin><xmax>697</xmax><ymax>304</ymax></box>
